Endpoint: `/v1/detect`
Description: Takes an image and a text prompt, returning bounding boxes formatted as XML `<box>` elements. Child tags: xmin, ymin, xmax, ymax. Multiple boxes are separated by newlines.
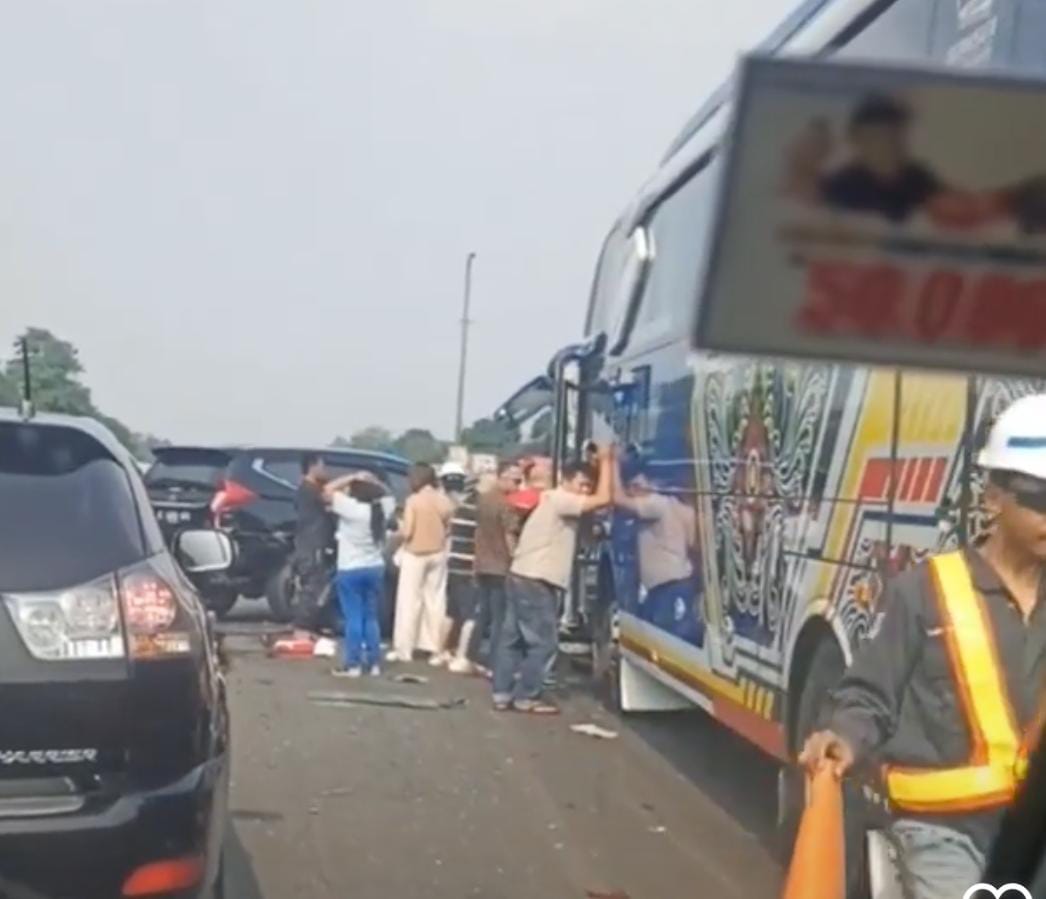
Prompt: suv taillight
<box><xmin>119</xmin><ymin>561</ymin><xmax>192</xmax><ymax>659</ymax></box>
<box><xmin>3</xmin><ymin>561</ymin><xmax>193</xmax><ymax>662</ymax></box>
<box><xmin>210</xmin><ymin>478</ymin><xmax>257</xmax><ymax>524</ymax></box>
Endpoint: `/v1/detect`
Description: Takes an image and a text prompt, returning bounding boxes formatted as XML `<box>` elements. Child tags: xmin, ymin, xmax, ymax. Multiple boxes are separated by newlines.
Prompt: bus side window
<box><xmin>586</xmin><ymin>226</ymin><xmax>631</xmax><ymax>338</ymax></box>
<box><xmin>633</xmin><ymin>158</ymin><xmax>720</xmax><ymax>342</ymax></box>
<box><xmin>832</xmin><ymin>0</ymin><xmax>938</xmax><ymax>63</ymax></box>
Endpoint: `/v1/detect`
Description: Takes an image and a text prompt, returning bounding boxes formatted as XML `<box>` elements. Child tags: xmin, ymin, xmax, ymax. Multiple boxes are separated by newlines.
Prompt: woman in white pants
<box><xmin>388</xmin><ymin>463</ymin><xmax>454</xmax><ymax>662</ymax></box>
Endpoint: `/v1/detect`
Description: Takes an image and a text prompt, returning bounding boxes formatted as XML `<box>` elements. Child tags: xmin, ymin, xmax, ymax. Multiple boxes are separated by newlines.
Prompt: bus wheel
<box><xmin>779</xmin><ymin>637</ymin><xmax>871</xmax><ymax>899</ymax></box>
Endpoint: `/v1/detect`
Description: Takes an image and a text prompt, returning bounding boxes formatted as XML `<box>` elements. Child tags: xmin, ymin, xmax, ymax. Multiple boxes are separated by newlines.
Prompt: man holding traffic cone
<box><xmin>801</xmin><ymin>394</ymin><xmax>1046</xmax><ymax>899</ymax></box>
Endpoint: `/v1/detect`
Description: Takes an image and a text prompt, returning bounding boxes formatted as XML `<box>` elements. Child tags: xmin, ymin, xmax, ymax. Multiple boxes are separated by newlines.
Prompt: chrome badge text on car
<box><xmin>0</xmin><ymin>748</ymin><xmax>98</xmax><ymax>765</ymax></box>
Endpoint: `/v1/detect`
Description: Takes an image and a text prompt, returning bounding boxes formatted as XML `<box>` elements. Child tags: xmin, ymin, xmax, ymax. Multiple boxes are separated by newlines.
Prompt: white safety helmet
<box><xmin>978</xmin><ymin>393</ymin><xmax>1046</xmax><ymax>481</ymax></box>
<box><xmin>438</xmin><ymin>461</ymin><xmax>467</xmax><ymax>479</ymax></box>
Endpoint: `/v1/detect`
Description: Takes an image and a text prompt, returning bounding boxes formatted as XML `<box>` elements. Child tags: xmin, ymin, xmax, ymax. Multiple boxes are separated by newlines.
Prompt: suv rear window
<box><xmin>0</xmin><ymin>423</ymin><xmax>146</xmax><ymax>592</ymax></box>
<box><xmin>146</xmin><ymin>448</ymin><xmax>231</xmax><ymax>492</ymax></box>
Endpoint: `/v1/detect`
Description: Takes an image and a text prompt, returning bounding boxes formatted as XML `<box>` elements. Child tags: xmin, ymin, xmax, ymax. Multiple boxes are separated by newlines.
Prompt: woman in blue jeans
<box><xmin>324</xmin><ymin>472</ymin><xmax>395</xmax><ymax>677</ymax></box>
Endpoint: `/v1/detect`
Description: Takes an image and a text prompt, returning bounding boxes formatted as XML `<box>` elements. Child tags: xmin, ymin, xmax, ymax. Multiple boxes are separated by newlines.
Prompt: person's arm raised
<box><xmin>322</xmin><ymin>472</ymin><xmax>359</xmax><ymax>501</ymax></box>
<box><xmin>577</xmin><ymin>445</ymin><xmax>614</xmax><ymax>515</ymax></box>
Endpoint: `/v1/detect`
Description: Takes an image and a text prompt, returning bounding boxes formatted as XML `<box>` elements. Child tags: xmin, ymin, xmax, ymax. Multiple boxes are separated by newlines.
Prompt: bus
<box><xmin>509</xmin><ymin>0</ymin><xmax>1046</xmax><ymax>892</ymax></box>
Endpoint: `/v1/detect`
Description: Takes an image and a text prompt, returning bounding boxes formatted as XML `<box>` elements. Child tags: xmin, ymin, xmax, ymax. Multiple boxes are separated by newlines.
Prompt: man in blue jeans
<box><xmin>492</xmin><ymin>447</ymin><xmax>613</xmax><ymax>714</ymax></box>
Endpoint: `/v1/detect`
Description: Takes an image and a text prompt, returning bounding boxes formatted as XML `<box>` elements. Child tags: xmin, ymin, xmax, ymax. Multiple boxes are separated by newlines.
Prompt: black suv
<box><xmin>146</xmin><ymin>445</ymin><xmax>410</xmax><ymax>619</ymax></box>
<box><xmin>0</xmin><ymin>410</ymin><xmax>229</xmax><ymax>898</ymax></box>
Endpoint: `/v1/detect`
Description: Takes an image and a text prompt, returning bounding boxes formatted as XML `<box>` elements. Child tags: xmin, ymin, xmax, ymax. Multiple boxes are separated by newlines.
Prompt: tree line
<box><xmin>0</xmin><ymin>327</ymin><xmax>163</xmax><ymax>459</ymax></box>
<box><xmin>332</xmin><ymin>416</ymin><xmax>522</xmax><ymax>465</ymax></box>
<box><xmin>2</xmin><ymin>326</ymin><xmax>544</xmax><ymax>466</ymax></box>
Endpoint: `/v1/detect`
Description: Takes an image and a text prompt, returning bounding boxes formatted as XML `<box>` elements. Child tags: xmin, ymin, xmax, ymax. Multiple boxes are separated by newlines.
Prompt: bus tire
<box><xmin>779</xmin><ymin>636</ymin><xmax>871</xmax><ymax>899</ymax></box>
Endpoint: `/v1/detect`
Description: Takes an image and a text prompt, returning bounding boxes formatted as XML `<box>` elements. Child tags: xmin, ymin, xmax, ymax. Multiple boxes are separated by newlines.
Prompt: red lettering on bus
<box><xmin>965</xmin><ymin>274</ymin><xmax>1016</xmax><ymax>345</ymax></box>
<box><xmin>797</xmin><ymin>260</ymin><xmax>903</xmax><ymax>336</ymax></box>
<box><xmin>1015</xmin><ymin>280</ymin><xmax>1046</xmax><ymax>350</ymax></box>
<box><xmin>913</xmin><ymin>269</ymin><xmax>962</xmax><ymax>342</ymax></box>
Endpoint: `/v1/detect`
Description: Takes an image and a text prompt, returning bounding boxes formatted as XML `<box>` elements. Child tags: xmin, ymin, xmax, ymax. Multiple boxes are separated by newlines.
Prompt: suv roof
<box><xmin>0</xmin><ymin>407</ymin><xmax>134</xmax><ymax>464</ymax></box>
<box><xmin>247</xmin><ymin>445</ymin><xmax>411</xmax><ymax>467</ymax></box>
<box><xmin>154</xmin><ymin>444</ymin><xmax>410</xmax><ymax>468</ymax></box>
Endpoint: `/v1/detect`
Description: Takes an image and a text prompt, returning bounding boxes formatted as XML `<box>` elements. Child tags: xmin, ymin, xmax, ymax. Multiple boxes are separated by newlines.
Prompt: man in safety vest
<box><xmin>801</xmin><ymin>393</ymin><xmax>1046</xmax><ymax>898</ymax></box>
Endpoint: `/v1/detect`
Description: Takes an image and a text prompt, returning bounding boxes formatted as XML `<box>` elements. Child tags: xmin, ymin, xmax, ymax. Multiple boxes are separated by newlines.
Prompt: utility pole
<box><xmin>19</xmin><ymin>337</ymin><xmax>34</xmax><ymax>420</ymax></box>
<box><xmin>454</xmin><ymin>251</ymin><xmax>476</xmax><ymax>442</ymax></box>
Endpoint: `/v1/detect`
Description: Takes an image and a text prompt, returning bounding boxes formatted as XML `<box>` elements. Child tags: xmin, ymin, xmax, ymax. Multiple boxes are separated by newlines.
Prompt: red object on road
<box><xmin>269</xmin><ymin>635</ymin><xmax>317</xmax><ymax>658</ymax></box>
<box><xmin>781</xmin><ymin>767</ymin><xmax>845</xmax><ymax>899</ymax></box>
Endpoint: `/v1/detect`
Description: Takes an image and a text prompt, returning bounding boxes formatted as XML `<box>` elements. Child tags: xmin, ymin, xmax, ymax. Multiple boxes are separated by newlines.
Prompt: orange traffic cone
<box><xmin>781</xmin><ymin>767</ymin><xmax>845</xmax><ymax>899</ymax></box>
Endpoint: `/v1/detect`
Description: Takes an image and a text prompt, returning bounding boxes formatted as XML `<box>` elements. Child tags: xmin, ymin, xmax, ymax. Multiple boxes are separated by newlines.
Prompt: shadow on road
<box><xmin>618</xmin><ymin>709</ymin><xmax>780</xmax><ymax>847</ymax></box>
<box><xmin>225</xmin><ymin>823</ymin><xmax>265</xmax><ymax>899</ymax></box>
<box><xmin>565</xmin><ymin>656</ymin><xmax>780</xmax><ymax>849</ymax></box>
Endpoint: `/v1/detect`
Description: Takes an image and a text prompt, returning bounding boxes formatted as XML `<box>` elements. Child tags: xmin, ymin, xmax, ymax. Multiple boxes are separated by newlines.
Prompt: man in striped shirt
<box><xmin>432</xmin><ymin>462</ymin><xmax>482</xmax><ymax>672</ymax></box>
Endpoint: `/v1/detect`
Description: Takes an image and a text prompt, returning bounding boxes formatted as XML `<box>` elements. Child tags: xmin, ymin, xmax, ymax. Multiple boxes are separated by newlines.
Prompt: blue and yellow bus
<box><xmin>495</xmin><ymin>0</ymin><xmax>1046</xmax><ymax>892</ymax></box>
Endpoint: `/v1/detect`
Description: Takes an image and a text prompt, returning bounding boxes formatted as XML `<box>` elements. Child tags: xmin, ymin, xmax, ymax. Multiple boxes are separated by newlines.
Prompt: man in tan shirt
<box><xmin>389</xmin><ymin>463</ymin><xmax>455</xmax><ymax>662</ymax></box>
<box><xmin>613</xmin><ymin>465</ymin><xmax>703</xmax><ymax>644</ymax></box>
<box><xmin>492</xmin><ymin>447</ymin><xmax>613</xmax><ymax>713</ymax></box>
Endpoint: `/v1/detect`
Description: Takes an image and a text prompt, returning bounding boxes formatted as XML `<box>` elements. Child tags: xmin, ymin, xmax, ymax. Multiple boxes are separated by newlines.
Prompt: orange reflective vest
<box><xmin>885</xmin><ymin>551</ymin><xmax>1037</xmax><ymax>814</ymax></box>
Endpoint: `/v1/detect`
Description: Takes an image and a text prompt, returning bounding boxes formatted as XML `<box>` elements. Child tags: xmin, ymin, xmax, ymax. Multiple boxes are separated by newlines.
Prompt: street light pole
<box><xmin>454</xmin><ymin>251</ymin><xmax>476</xmax><ymax>442</ymax></box>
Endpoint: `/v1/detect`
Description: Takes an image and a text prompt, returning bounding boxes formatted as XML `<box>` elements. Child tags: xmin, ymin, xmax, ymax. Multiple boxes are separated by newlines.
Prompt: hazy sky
<box><xmin>0</xmin><ymin>0</ymin><xmax>795</xmax><ymax>446</ymax></box>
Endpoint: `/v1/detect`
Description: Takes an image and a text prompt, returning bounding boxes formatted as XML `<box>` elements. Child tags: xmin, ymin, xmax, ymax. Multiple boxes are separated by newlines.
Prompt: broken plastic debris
<box><xmin>268</xmin><ymin>636</ymin><xmax>316</xmax><ymax>658</ymax></box>
<box><xmin>647</xmin><ymin>825</ymin><xmax>667</xmax><ymax>834</ymax></box>
<box><xmin>308</xmin><ymin>690</ymin><xmax>466</xmax><ymax>711</ymax></box>
<box><xmin>570</xmin><ymin>723</ymin><xmax>619</xmax><ymax>740</ymax></box>
<box><xmin>322</xmin><ymin>787</ymin><xmax>352</xmax><ymax>797</ymax></box>
<box><xmin>313</xmin><ymin>637</ymin><xmax>337</xmax><ymax>658</ymax></box>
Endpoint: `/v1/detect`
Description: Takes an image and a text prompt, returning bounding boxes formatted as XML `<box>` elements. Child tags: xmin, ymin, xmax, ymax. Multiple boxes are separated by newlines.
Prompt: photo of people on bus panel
<box><xmin>782</xmin><ymin>93</ymin><xmax>1046</xmax><ymax>231</ymax></box>
<box><xmin>612</xmin><ymin>457</ymin><xmax>705</xmax><ymax>647</ymax></box>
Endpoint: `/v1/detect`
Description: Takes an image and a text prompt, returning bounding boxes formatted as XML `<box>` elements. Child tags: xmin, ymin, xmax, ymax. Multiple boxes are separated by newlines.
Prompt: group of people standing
<box><xmin>293</xmin><ymin>443</ymin><xmax>676</xmax><ymax>713</ymax></box>
<box><xmin>389</xmin><ymin>446</ymin><xmax>619</xmax><ymax>714</ymax></box>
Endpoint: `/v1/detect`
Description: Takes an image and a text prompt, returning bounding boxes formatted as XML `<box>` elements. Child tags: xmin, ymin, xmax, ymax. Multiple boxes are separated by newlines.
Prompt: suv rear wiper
<box><xmin>146</xmin><ymin>477</ymin><xmax>215</xmax><ymax>491</ymax></box>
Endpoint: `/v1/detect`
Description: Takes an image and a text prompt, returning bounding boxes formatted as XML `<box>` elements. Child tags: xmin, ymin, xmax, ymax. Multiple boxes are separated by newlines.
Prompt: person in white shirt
<box><xmin>324</xmin><ymin>472</ymin><xmax>396</xmax><ymax>677</ymax></box>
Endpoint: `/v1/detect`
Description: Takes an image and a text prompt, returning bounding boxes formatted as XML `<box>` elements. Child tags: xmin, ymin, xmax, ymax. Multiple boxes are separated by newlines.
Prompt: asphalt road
<box><xmin>219</xmin><ymin>604</ymin><xmax>782</xmax><ymax>899</ymax></box>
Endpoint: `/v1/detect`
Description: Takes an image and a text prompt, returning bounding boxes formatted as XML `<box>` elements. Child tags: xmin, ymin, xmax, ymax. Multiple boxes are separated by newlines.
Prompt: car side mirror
<box><xmin>174</xmin><ymin>529</ymin><xmax>235</xmax><ymax>573</ymax></box>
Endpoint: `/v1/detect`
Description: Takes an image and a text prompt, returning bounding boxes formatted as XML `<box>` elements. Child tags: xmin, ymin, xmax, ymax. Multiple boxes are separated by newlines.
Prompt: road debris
<box><xmin>570</xmin><ymin>723</ymin><xmax>619</xmax><ymax>740</ymax></box>
<box><xmin>268</xmin><ymin>635</ymin><xmax>318</xmax><ymax>658</ymax></box>
<box><xmin>392</xmin><ymin>673</ymin><xmax>430</xmax><ymax>685</ymax></box>
<box><xmin>308</xmin><ymin>690</ymin><xmax>467</xmax><ymax>711</ymax></box>
<box><xmin>313</xmin><ymin>637</ymin><xmax>337</xmax><ymax>658</ymax></box>
<box><xmin>321</xmin><ymin>787</ymin><xmax>353</xmax><ymax>797</ymax></box>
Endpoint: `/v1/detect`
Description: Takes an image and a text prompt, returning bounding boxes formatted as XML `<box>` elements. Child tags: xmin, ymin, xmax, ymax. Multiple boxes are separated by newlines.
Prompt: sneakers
<box><xmin>447</xmin><ymin>657</ymin><xmax>475</xmax><ymax>675</ymax></box>
<box><xmin>332</xmin><ymin>666</ymin><xmax>362</xmax><ymax>678</ymax></box>
<box><xmin>368</xmin><ymin>665</ymin><xmax>382</xmax><ymax>677</ymax></box>
<box><xmin>385</xmin><ymin>650</ymin><xmax>409</xmax><ymax>663</ymax></box>
<box><xmin>428</xmin><ymin>652</ymin><xmax>450</xmax><ymax>668</ymax></box>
